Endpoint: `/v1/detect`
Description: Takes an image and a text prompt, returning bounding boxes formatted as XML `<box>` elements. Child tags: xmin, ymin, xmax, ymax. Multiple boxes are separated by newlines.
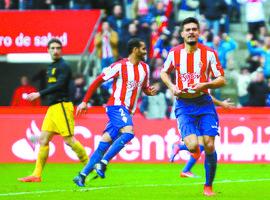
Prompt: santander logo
<box><xmin>11</xmin><ymin>120</ymin><xmax>55</xmax><ymax>161</ymax></box>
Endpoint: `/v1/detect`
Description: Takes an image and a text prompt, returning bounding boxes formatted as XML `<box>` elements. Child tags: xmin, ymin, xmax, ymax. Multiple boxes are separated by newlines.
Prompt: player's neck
<box><xmin>128</xmin><ymin>55</ymin><xmax>140</xmax><ymax>65</ymax></box>
<box><xmin>185</xmin><ymin>43</ymin><xmax>198</xmax><ymax>53</ymax></box>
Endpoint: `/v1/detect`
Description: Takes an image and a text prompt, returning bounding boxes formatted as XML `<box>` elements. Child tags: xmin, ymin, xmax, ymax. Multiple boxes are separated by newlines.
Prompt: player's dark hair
<box><xmin>127</xmin><ymin>38</ymin><xmax>144</xmax><ymax>55</ymax></box>
<box><xmin>47</xmin><ymin>38</ymin><xmax>62</xmax><ymax>48</ymax></box>
<box><xmin>181</xmin><ymin>17</ymin><xmax>200</xmax><ymax>31</ymax></box>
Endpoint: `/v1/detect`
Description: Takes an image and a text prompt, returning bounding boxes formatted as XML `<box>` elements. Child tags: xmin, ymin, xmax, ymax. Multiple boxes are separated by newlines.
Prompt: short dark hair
<box><xmin>181</xmin><ymin>17</ymin><xmax>200</xmax><ymax>31</ymax></box>
<box><xmin>127</xmin><ymin>38</ymin><xmax>144</xmax><ymax>55</ymax></box>
<box><xmin>47</xmin><ymin>38</ymin><xmax>62</xmax><ymax>48</ymax></box>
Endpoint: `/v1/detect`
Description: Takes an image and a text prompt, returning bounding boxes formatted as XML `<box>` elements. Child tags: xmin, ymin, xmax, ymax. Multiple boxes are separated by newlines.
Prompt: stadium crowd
<box><xmin>6</xmin><ymin>0</ymin><xmax>270</xmax><ymax>119</ymax></box>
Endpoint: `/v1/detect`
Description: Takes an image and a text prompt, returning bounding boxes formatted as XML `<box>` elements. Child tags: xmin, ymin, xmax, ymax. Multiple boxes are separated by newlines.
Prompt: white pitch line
<box><xmin>1</xmin><ymin>178</ymin><xmax>270</xmax><ymax>197</ymax></box>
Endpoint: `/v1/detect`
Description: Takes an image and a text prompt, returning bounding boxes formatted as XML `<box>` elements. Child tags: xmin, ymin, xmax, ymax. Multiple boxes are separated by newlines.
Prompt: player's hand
<box><xmin>26</xmin><ymin>92</ymin><xmax>40</xmax><ymax>101</ymax></box>
<box><xmin>148</xmin><ymin>85</ymin><xmax>158</xmax><ymax>96</ymax></box>
<box><xmin>189</xmin><ymin>83</ymin><xmax>207</xmax><ymax>93</ymax></box>
<box><xmin>76</xmin><ymin>102</ymin><xmax>88</xmax><ymax>116</ymax></box>
<box><xmin>221</xmin><ymin>98</ymin><xmax>235</xmax><ymax>110</ymax></box>
<box><xmin>172</xmin><ymin>85</ymin><xmax>183</xmax><ymax>96</ymax></box>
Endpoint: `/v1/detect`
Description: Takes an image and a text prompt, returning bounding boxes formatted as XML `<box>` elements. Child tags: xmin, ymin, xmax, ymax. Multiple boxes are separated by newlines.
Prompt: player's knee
<box><xmin>63</xmin><ymin>136</ymin><xmax>75</xmax><ymax>147</ymax></box>
<box><xmin>120</xmin><ymin>125</ymin><xmax>133</xmax><ymax>133</ymax></box>
<box><xmin>186</xmin><ymin>141</ymin><xmax>199</xmax><ymax>153</ymax></box>
<box><xmin>101</xmin><ymin>132</ymin><xmax>112</xmax><ymax>143</ymax></box>
<box><xmin>39</xmin><ymin>137</ymin><xmax>50</xmax><ymax>146</ymax></box>
<box><xmin>204</xmin><ymin>143</ymin><xmax>215</xmax><ymax>153</ymax></box>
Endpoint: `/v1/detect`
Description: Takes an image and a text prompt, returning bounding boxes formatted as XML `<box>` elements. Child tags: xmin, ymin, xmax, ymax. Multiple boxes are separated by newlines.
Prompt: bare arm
<box><xmin>211</xmin><ymin>95</ymin><xmax>234</xmax><ymax>109</ymax></box>
<box><xmin>76</xmin><ymin>74</ymin><xmax>104</xmax><ymax>116</ymax></box>
<box><xmin>189</xmin><ymin>76</ymin><xmax>226</xmax><ymax>93</ymax></box>
<box><xmin>160</xmin><ymin>71</ymin><xmax>182</xmax><ymax>96</ymax></box>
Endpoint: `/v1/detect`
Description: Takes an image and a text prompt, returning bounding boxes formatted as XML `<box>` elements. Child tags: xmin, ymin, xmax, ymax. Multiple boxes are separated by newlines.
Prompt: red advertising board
<box><xmin>0</xmin><ymin>107</ymin><xmax>270</xmax><ymax>163</ymax></box>
<box><xmin>0</xmin><ymin>10</ymin><xmax>101</xmax><ymax>54</ymax></box>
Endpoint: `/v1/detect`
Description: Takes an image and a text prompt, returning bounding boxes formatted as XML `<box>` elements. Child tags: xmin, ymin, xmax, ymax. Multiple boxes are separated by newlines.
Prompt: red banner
<box><xmin>0</xmin><ymin>10</ymin><xmax>101</xmax><ymax>54</ymax></box>
<box><xmin>0</xmin><ymin>107</ymin><xmax>270</xmax><ymax>163</ymax></box>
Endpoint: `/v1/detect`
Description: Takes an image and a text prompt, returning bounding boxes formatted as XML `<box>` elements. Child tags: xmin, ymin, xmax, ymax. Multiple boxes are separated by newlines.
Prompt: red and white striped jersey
<box><xmin>162</xmin><ymin>43</ymin><xmax>224</xmax><ymax>93</ymax></box>
<box><xmin>102</xmin><ymin>58</ymin><xmax>150</xmax><ymax>114</ymax></box>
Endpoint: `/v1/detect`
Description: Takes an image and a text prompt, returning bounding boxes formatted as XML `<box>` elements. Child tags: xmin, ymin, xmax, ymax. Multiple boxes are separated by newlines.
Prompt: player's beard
<box><xmin>139</xmin><ymin>54</ymin><xmax>147</xmax><ymax>61</ymax></box>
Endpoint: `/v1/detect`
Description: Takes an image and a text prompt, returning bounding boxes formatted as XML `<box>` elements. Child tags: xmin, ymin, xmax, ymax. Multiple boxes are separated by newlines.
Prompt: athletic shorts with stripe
<box><xmin>42</xmin><ymin>102</ymin><xmax>74</xmax><ymax>136</ymax></box>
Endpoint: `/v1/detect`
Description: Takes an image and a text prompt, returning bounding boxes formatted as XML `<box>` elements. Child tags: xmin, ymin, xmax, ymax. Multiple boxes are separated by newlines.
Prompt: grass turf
<box><xmin>0</xmin><ymin>163</ymin><xmax>269</xmax><ymax>200</ymax></box>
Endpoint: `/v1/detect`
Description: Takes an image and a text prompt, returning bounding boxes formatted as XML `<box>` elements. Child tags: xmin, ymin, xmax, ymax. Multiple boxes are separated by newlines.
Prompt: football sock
<box><xmin>102</xmin><ymin>133</ymin><xmax>134</xmax><ymax>163</ymax></box>
<box><xmin>204</xmin><ymin>151</ymin><xmax>217</xmax><ymax>186</ymax></box>
<box><xmin>190</xmin><ymin>145</ymin><xmax>201</xmax><ymax>160</ymax></box>
<box><xmin>32</xmin><ymin>145</ymin><xmax>49</xmax><ymax>177</ymax></box>
<box><xmin>70</xmin><ymin>141</ymin><xmax>89</xmax><ymax>165</ymax></box>
<box><xmin>177</xmin><ymin>143</ymin><xmax>189</xmax><ymax>151</ymax></box>
<box><xmin>81</xmin><ymin>141</ymin><xmax>110</xmax><ymax>176</ymax></box>
<box><xmin>182</xmin><ymin>145</ymin><xmax>204</xmax><ymax>173</ymax></box>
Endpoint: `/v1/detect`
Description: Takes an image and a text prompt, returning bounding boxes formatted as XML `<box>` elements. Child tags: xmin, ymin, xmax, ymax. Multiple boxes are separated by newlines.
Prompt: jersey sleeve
<box><xmin>161</xmin><ymin>50</ymin><xmax>174</xmax><ymax>73</ymax></box>
<box><xmin>101</xmin><ymin>62</ymin><xmax>121</xmax><ymax>81</ymax></box>
<box><xmin>143</xmin><ymin>64</ymin><xmax>150</xmax><ymax>88</ymax></box>
<box><xmin>142</xmin><ymin>64</ymin><xmax>154</xmax><ymax>95</ymax></box>
<box><xmin>209</xmin><ymin>51</ymin><xmax>224</xmax><ymax>78</ymax></box>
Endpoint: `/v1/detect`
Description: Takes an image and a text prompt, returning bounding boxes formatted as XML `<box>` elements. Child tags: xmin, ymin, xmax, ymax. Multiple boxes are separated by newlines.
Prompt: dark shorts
<box><xmin>104</xmin><ymin>105</ymin><xmax>133</xmax><ymax>140</ymax></box>
<box><xmin>174</xmin><ymin>94</ymin><xmax>219</xmax><ymax>139</ymax></box>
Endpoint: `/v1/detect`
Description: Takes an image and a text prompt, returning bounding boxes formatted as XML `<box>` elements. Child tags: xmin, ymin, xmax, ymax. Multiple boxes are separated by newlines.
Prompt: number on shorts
<box><xmin>119</xmin><ymin>108</ymin><xmax>128</xmax><ymax>123</ymax></box>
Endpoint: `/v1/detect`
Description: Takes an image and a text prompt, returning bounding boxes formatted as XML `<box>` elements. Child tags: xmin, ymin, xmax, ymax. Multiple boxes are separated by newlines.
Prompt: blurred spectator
<box><xmin>151</xmin><ymin>57</ymin><xmax>164</xmax><ymax>80</ymax></box>
<box><xmin>247</xmin><ymin>33</ymin><xmax>270</xmax><ymax>78</ymax></box>
<box><xmin>237</xmin><ymin>66</ymin><xmax>251</xmax><ymax>106</ymax></box>
<box><xmin>0</xmin><ymin>0</ymin><xmax>10</xmax><ymax>9</ymax></box>
<box><xmin>94</xmin><ymin>21</ymin><xmax>119</xmax><ymax>70</ymax></box>
<box><xmin>247</xmin><ymin>69</ymin><xmax>269</xmax><ymax>106</ymax></box>
<box><xmin>237</xmin><ymin>0</ymin><xmax>267</xmax><ymax>40</ymax></box>
<box><xmin>176</xmin><ymin>0</ymin><xmax>199</xmax><ymax>22</ymax></box>
<box><xmin>72</xmin><ymin>0</ymin><xmax>93</xmax><ymax>9</ymax></box>
<box><xmin>0</xmin><ymin>0</ymin><xmax>5</xmax><ymax>9</ymax></box>
<box><xmin>220</xmin><ymin>0</ymin><xmax>231</xmax><ymax>34</ymax></box>
<box><xmin>70</xmin><ymin>74</ymin><xmax>87</xmax><ymax>105</ymax></box>
<box><xmin>11</xmin><ymin>75</ymin><xmax>41</xmax><ymax>106</ymax></box>
<box><xmin>107</xmin><ymin>4</ymin><xmax>131</xmax><ymax>58</ymax></box>
<box><xmin>206</xmin><ymin>33</ymin><xmax>237</xmax><ymax>69</ymax></box>
<box><xmin>124</xmin><ymin>0</ymin><xmax>134</xmax><ymax>19</ymax></box>
<box><xmin>148</xmin><ymin>21</ymin><xmax>160</xmax><ymax>59</ymax></box>
<box><xmin>140</xmin><ymin>81</ymin><xmax>167</xmax><ymax>119</ymax></box>
<box><xmin>153</xmin><ymin>30</ymin><xmax>171</xmax><ymax>59</ymax></box>
<box><xmin>90</xmin><ymin>85</ymin><xmax>110</xmax><ymax>106</ymax></box>
<box><xmin>151</xmin><ymin>1</ymin><xmax>169</xmax><ymax>33</ymax></box>
<box><xmin>122</xmin><ymin>22</ymin><xmax>142</xmax><ymax>57</ymax></box>
<box><xmin>31</xmin><ymin>69</ymin><xmax>47</xmax><ymax>91</ymax></box>
<box><xmin>51</xmin><ymin>0</ymin><xmax>70</xmax><ymax>9</ymax></box>
<box><xmin>230</xmin><ymin>0</ymin><xmax>241</xmax><ymax>23</ymax></box>
<box><xmin>199</xmin><ymin>0</ymin><xmax>228</xmax><ymax>36</ymax></box>
<box><xmin>132</xmin><ymin>0</ymin><xmax>153</xmax><ymax>23</ymax></box>
<box><xmin>18</xmin><ymin>0</ymin><xmax>33</xmax><ymax>9</ymax></box>
<box><xmin>33</xmin><ymin>0</ymin><xmax>52</xmax><ymax>9</ymax></box>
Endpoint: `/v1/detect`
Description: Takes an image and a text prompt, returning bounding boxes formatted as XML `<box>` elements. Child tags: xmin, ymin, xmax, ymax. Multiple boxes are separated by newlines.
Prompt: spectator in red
<box><xmin>11</xmin><ymin>75</ymin><xmax>41</xmax><ymax>106</ymax></box>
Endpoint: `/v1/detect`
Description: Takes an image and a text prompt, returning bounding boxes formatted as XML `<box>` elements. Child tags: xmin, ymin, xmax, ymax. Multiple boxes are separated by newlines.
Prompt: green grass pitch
<box><xmin>0</xmin><ymin>163</ymin><xmax>270</xmax><ymax>200</ymax></box>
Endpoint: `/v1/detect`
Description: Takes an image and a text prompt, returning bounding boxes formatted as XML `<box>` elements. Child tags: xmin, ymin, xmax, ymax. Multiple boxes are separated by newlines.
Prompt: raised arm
<box><xmin>211</xmin><ymin>95</ymin><xmax>234</xmax><ymax>109</ymax></box>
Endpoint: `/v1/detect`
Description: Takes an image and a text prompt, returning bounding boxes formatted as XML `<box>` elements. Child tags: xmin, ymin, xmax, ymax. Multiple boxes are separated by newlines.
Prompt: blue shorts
<box><xmin>104</xmin><ymin>105</ymin><xmax>133</xmax><ymax>141</ymax></box>
<box><xmin>174</xmin><ymin>94</ymin><xmax>219</xmax><ymax>139</ymax></box>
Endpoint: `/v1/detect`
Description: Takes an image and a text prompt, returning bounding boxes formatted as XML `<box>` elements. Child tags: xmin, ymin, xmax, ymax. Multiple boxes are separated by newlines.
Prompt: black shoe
<box><xmin>95</xmin><ymin>161</ymin><xmax>107</xmax><ymax>178</ymax></box>
<box><xmin>73</xmin><ymin>173</ymin><xmax>86</xmax><ymax>187</ymax></box>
